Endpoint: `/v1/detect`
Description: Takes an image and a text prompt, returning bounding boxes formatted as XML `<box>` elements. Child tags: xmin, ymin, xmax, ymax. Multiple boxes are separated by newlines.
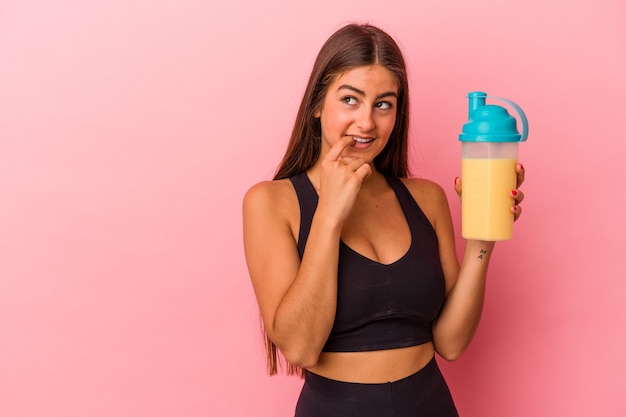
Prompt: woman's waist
<box><xmin>307</xmin><ymin>342</ymin><xmax>435</xmax><ymax>383</ymax></box>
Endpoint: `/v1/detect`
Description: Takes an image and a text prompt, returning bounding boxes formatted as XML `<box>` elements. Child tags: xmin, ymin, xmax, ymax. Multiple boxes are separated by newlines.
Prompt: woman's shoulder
<box><xmin>400</xmin><ymin>176</ymin><xmax>448</xmax><ymax>202</ymax></box>
<box><xmin>243</xmin><ymin>178</ymin><xmax>299</xmax><ymax>223</ymax></box>
<box><xmin>244</xmin><ymin>178</ymin><xmax>295</xmax><ymax>207</ymax></box>
<box><xmin>399</xmin><ymin>177</ymin><xmax>452</xmax><ymax>223</ymax></box>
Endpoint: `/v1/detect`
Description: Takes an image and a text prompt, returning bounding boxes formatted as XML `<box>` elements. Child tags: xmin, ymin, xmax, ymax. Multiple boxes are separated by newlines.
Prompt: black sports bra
<box><xmin>289</xmin><ymin>172</ymin><xmax>446</xmax><ymax>352</ymax></box>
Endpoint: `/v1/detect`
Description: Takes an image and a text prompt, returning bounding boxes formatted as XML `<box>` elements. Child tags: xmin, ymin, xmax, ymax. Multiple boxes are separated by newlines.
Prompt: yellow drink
<box><xmin>462</xmin><ymin>158</ymin><xmax>517</xmax><ymax>240</ymax></box>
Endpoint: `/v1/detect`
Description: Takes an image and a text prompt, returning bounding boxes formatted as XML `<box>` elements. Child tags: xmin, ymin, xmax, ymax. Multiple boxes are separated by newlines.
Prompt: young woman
<box><xmin>243</xmin><ymin>23</ymin><xmax>525</xmax><ymax>417</ymax></box>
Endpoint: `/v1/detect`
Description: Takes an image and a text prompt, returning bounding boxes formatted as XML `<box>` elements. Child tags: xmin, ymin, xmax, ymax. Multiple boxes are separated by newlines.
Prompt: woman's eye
<box><xmin>342</xmin><ymin>96</ymin><xmax>357</xmax><ymax>105</ymax></box>
<box><xmin>376</xmin><ymin>101</ymin><xmax>393</xmax><ymax>110</ymax></box>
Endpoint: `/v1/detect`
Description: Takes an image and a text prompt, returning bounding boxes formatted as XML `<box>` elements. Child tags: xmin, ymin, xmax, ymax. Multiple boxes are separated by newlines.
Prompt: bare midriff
<box><xmin>307</xmin><ymin>342</ymin><xmax>435</xmax><ymax>383</ymax></box>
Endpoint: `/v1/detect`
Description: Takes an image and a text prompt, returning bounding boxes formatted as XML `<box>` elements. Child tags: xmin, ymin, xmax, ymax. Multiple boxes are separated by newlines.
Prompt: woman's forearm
<box><xmin>271</xmin><ymin>211</ymin><xmax>343</xmax><ymax>368</ymax></box>
<box><xmin>433</xmin><ymin>240</ymin><xmax>495</xmax><ymax>360</ymax></box>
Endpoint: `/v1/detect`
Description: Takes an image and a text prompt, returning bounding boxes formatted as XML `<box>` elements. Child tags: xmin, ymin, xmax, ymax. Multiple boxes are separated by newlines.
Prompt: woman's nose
<box><xmin>356</xmin><ymin>107</ymin><xmax>375</xmax><ymax>132</ymax></box>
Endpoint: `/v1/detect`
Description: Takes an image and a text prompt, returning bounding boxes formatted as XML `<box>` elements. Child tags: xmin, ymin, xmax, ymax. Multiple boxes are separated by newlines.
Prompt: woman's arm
<box><xmin>433</xmin><ymin>223</ymin><xmax>494</xmax><ymax>361</ymax></box>
<box><xmin>243</xmin><ymin>181</ymin><xmax>341</xmax><ymax>368</ymax></box>
<box><xmin>243</xmin><ymin>138</ymin><xmax>371</xmax><ymax>368</ymax></box>
<box><xmin>408</xmin><ymin>164</ymin><xmax>525</xmax><ymax>361</ymax></box>
<box><xmin>410</xmin><ymin>181</ymin><xmax>484</xmax><ymax>361</ymax></box>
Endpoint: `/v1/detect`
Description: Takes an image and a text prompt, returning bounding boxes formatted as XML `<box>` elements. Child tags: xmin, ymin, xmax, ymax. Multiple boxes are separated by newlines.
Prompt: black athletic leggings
<box><xmin>294</xmin><ymin>356</ymin><xmax>459</xmax><ymax>417</ymax></box>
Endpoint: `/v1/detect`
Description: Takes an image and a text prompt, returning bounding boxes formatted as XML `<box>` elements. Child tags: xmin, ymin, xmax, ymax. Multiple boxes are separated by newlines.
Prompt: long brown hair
<box><xmin>274</xmin><ymin>23</ymin><xmax>411</xmax><ymax>181</ymax></box>
<box><xmin>266</xmin><ymin>23</ymin><xmax>411</xmax><ymax>376</ymax></box>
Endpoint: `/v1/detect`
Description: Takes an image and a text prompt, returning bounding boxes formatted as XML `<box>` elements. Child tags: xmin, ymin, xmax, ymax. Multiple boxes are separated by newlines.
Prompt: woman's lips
<box><xmin>352</xmin><ymin>136</ymin><xmax>374</xmax><ymax>144</ymax></box>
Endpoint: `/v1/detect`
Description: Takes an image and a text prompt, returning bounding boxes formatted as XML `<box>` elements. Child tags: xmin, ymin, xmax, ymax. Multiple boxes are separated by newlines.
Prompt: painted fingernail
<box><xmin>512</xmin><ymin>206</ymin><xmax>519</xmax><ymax>212</ymax></box>
<box><xmin>454</xmin><ymin>177</ymin><xmax>459</xmax><ymax>185</ymax></box>
<box><xmin>511</xmin><ymin>190</ymin><xmax>518</xmax><ymax>196</ymax></box>
<box><xmin>518</xmin><ymin>163</ymin><xmax>524</xmax><ymax>171</ymax></box>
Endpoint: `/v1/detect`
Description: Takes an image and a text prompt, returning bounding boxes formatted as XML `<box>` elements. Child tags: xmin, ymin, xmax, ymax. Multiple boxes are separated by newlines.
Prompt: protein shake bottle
<box><xmin>459</xmin><ymin>91</ymin><xmax>529</xmax><ymax>241</ymax></box>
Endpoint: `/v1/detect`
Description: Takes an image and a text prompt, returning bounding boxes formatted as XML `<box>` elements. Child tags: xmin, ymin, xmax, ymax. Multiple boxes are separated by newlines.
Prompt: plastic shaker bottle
<box><xmin>459</xmin><ymin>91</ymin><xmax>529</xmax><ymax>240</ymax></box>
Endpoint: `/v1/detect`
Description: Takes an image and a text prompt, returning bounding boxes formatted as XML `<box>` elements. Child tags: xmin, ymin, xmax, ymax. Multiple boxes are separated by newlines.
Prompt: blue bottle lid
<box><xmin>459</xmin><ymin>92</ymin><xmax>528</xmax><ymax>142</ymax></box>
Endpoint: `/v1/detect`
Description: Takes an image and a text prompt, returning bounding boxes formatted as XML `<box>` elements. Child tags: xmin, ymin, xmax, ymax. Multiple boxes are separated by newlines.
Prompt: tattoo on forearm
<box><xmin>477</xmin><ymin>249</ymin><xmax>488</xmax><ymax>260</ymax></box>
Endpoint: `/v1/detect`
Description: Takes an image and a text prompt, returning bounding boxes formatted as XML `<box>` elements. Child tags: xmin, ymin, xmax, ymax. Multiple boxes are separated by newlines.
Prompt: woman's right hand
<box><xmin>317</xmin><ymin>137</ymin><xmax>371</xmax><ymax>224</ymax></box>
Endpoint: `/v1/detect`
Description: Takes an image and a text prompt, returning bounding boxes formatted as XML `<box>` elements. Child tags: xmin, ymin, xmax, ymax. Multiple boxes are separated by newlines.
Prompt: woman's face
<box><xmin>315</xmin><ymin>64</ymin><xmax>399</xmax><ymax>164</ymax></box>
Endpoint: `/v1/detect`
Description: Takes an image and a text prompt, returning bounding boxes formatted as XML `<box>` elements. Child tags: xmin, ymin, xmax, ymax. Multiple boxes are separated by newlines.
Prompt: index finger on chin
<box><xmin>325</xmin><ymin>137</ymin><xmax>354</xmax><ymax>161</ymax></box>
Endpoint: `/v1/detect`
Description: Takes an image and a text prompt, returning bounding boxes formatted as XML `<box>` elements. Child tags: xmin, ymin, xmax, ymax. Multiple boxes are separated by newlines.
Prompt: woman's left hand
<box><xmin>454</xmin><ymin>162</ymin><xmax>526</xmax><ymax>222</ymax></box>
<box><xmin>510</xmin><ymin>162</ymin><xmax>525</xmax><ymax>221</ymax></box>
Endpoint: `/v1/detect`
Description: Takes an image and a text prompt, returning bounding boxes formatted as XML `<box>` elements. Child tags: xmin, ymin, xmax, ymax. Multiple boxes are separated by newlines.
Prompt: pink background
<box><xmin>1</xmin><ymin>0</ymin><xmax>625</xmax><ymax>416</ymax></box>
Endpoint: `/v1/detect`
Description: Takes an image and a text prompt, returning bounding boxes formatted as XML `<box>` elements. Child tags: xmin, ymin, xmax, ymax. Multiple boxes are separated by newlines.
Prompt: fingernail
<box><xmin>512</xmin><ymin>206</ymin><xmax>519</xmax><ymax>212</ymax></box>
<box><xmin>454</xmin><ymin>177</ymin><xmax>459</xmax><ymax>185</ymax></box>
<box><xmin>518</xmin><ymin>163</ymin><xmax>524</xmax><ymax>171</ymax></box>
<box><xmin>511</xmin><ymin>190</ymin><xmax>518</xmax><ymax>196</ymax></box>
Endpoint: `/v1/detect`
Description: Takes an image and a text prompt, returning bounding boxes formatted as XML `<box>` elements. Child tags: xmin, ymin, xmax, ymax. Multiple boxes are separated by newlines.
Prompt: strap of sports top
<box><xmin>290</xmin><ymin>174</ymin><xmax>436</xmax><ymax>258</ymax></box>
<box><xmin>386</xmin><ymin>176</ymin><xmax>439</xmax><ymax>241</ymax></box>
<box><xmin>289</xmin><ymin>172</ymin><xmax>318</xmax><ymax>258</ymax></box>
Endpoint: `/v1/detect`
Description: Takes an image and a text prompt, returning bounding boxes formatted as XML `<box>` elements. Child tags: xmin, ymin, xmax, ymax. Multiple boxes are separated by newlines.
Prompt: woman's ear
<box><xmin>313</xmin><ymin>104</ymin><xmax>322</xmax><ymax>119</ymax></box>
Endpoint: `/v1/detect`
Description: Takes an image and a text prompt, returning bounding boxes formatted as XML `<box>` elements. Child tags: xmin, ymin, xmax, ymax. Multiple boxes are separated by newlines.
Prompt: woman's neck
<box><xmin>305</xmin><ymin>163</ymin><xmax>387</xmax><ymax>194</ymax></box>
